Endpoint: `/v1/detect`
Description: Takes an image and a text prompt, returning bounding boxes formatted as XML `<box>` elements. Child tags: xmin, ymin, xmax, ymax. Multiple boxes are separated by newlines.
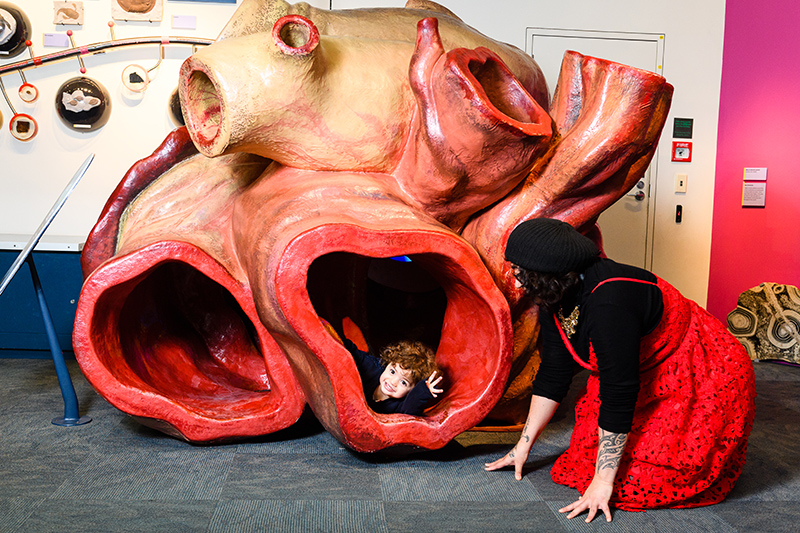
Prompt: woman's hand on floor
<box><xmin>559</xmin><ymin>476</ymin><xmax>614</xmax><ymax>522</ymax></box>
<box><xmin>483</xmin><ymin>435</ymin><xmax>534</xmax><ymax>481</ymax></box>
<box><xmin>484</xmin><ymin>395</ymin><xmax>560</xmax><ymax>480</ymax></box>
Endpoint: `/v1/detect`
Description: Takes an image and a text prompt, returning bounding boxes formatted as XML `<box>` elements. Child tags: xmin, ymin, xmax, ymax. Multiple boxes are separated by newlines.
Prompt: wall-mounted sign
<box><xmin>43</xmin><ymin>32</ymin><xmax>70</xmax><ymax>47</ymax></box>
<box><xmin>742</xmin><ymin>182</ymin><xmax>766</xmax><ymax>208</ymax></box>
<box><xmin>672</xmin><ymin>117</ymin><xmax>694</xmax><ymax>139</ymax></box>
<box><xmin>743</xmin><ymin>167</ymin><xmax>767</xmax><ymax>181</ymax></box>
<box><xmin>671</xmin><ymin>141</ymin><xmax>692</xmax><ymax>162</ymax></box>
<box><xmin>172</xmin><ymin>14</ymin><xmax>196</xmax><ymax>30</ymax></box>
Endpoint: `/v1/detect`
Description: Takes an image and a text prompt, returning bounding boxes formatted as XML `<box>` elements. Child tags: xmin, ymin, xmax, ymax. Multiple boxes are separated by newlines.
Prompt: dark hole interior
<box><xmin>307</xmin><ymin>253</ymin><xmax>447</xmax><ymax>354</ymax></box>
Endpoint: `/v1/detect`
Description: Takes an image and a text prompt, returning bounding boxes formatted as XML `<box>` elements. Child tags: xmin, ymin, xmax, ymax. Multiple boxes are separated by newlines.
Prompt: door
<box><xmin>526</xmin><ymin>29</ymin><xmax>665</xmax><ymax>268</ymax></box>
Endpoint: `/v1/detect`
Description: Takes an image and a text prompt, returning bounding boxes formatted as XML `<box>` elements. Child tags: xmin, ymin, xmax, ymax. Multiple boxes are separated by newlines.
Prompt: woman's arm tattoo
<box><xmin>519</xmin><ymin>420</ymin><xmax>531</xmax><ymax>443</ymax></box>
<box><xmin>596</xmin><ymin>429</ymin><xmax>628</xmax><ymax>472</ymax></box>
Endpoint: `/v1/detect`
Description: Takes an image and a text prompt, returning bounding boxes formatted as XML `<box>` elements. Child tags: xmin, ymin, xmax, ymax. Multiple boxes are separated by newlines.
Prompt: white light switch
<box><xmin>675</xmin><ymin>173</ymin><xmax>688</xmax><ymax>193</ymax></box>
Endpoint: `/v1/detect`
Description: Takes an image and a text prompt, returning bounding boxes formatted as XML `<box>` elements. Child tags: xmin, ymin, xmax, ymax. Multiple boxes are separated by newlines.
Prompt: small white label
<box><xmin>743</xmin><ymin>167</ymin><xmax>767</xmax><ymax>181</ymax></box>
<box><xmin>172</xmin><ymin>15</ymin><xmax>197</xmax><ymax>30</ymax></box>
<box><xmin>44</xmin><ymin>33</ymin><xmax>71</xmax><ymax>48</ymax></box>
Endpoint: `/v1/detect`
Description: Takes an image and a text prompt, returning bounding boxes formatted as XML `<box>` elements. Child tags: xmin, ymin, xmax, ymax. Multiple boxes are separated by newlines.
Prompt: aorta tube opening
<box><xmin>184</xmin><ymin>69</ymin><xmax>222</xmax><ymax>147</ymax></box>
<box><xmin>467</xmin><ymin>57</ymin><xmax>542</xmax><ymax>124</ymax></box>
<box><xmin>272</xmin><ymin>15</ymin><xmax>319</xmax><ymax>56</ymax></box>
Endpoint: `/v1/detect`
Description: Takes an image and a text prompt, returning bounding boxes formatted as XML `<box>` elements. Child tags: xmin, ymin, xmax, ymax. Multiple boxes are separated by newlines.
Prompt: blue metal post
<box><xmin>26</xmin><ymin>254</ymin><xmax>91</xmax><ymax>426</ymax></box>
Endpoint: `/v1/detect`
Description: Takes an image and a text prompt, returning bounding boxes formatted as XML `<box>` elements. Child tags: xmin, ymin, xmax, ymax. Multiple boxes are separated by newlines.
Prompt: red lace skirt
<box><xmin>550</xmin><ymin>278</ymin><xmax>756</xmax><ymax>510</ymax></box>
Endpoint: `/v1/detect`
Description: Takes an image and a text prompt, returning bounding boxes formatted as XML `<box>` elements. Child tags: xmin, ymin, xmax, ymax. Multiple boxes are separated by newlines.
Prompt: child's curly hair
<box><xmin>379</xmin><ymin>341</ymin><xmax>440</xmax><ymax>384</ymax></box>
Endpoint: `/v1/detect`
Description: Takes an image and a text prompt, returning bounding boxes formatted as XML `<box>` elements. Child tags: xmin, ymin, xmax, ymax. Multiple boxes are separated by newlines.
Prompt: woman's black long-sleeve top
<box><xmin>531</xmin><ymin>258</ymin><xmax>664</xmax><ymax>434</ymax></box>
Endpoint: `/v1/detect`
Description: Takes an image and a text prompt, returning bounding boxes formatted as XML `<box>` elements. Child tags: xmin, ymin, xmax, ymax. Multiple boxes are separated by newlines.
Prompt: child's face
<box><xmin>378</xmin><ymin>363</ymin><xmax>416</xmax><ymax>399</ymax></box>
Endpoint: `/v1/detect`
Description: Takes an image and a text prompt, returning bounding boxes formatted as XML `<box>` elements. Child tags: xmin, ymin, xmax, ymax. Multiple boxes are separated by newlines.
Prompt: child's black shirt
<box><xmin>343</xmin><ymin>338</ymin><xmax>435</xmax><ymax>415</ymax></box>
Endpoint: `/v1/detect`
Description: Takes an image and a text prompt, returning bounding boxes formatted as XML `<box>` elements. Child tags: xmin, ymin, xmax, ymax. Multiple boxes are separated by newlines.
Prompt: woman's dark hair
<box><xmin>513</xmin><ymin>267</ymin><xmax>582</xmax><ymax>315</ymax></box>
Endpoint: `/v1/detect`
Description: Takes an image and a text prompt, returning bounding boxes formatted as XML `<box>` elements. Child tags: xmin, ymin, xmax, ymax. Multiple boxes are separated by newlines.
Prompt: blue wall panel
<box><xmin>0</xmin><ymin>251</ymin><xmax>83</xmax><ymax>353</ymax></box>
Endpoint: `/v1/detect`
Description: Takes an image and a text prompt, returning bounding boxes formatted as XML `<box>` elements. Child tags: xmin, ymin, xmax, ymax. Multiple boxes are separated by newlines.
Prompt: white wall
<box><xmin>0</xmin><ymin>0</ymin><xmax>236</xmax><ymax>241</ymax></box>
<box><xmin>2</xmin><ymin>0</ymin><xmax>725</xmax><ymax>306</ymax></box>
<box><xmin>0</xmin><ymin>0</ymin><xmax>327</xmax><ymax>242</ymax></box>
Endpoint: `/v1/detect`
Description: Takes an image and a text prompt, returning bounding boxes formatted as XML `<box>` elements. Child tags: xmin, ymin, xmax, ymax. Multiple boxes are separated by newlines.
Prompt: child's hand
<box><xmin>426</xmin><ymin>371</ymin><xmax>444</xmax><ymax>397</ymax></box>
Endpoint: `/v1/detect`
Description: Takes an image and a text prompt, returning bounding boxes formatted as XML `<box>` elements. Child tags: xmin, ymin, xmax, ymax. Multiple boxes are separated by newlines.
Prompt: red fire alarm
<box><xmin>672</xmin><ymin>141</ymin><xmax>692</xmax><ymax>162</ymax></box>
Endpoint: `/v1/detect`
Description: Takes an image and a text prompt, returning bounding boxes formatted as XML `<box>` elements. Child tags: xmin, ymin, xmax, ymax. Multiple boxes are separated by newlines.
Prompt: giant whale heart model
<box><xmin>73</xmin><ymin>0</ymin><xmax>673</xmax><ymax>452</ymax></box>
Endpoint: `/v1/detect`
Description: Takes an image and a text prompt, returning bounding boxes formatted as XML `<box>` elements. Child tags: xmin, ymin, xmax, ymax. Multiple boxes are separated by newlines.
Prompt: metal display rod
<box><xmin>0</xmin><ymin>35</ymin><xmax>213</xmax><ymax>76</ymax></box>
<box><xmin>0</xmin><ymin>154</ymin><xmax>94</xmax><ymax>427</ymax></box>
<box><xmin>0</xmin><ymin>155</ymin><xmax>93</xmax><ymax>297</ymax></box>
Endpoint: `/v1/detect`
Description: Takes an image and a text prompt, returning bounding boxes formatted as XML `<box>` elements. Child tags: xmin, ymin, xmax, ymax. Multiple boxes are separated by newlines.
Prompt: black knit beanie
<box><xmin>505</xmin><ymin>218</ymin><xmax>599</xmax><ymax>274</ymax></box>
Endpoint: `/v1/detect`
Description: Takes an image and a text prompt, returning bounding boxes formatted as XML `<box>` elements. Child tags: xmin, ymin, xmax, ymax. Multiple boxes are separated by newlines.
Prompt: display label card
<box><xmin>743</xmin><ymin>167</ymin><xmax>767</xmax><ymax>181</ymax></box>
<box><xmin>742</xmin><ymin>182</ymin><xmax>767</xmax><ymax>207</ymax></box>
<box><xmin>172</xmin><ymin>15</ymin><xmax>197</xmax><ymax>30</ymax></box>
<box><xmin>44</xmin><ymin>33</ymin><xmax>71</xmax><ymax>47</ymax></box>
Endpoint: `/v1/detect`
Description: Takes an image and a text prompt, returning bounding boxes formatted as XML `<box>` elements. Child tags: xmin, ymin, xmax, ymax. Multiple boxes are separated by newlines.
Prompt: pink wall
<box><xmin>707</xmin><ymin>0</ymin><xmax>800</xmax><ymax>320</ymax></box>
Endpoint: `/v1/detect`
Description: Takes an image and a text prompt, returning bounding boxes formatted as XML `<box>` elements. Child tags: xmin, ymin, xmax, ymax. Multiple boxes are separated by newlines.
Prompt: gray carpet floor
<box><xmin>1</xmin><ymin>356</ymin><xmax>798</xmax><ymax>532</ymax></box>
